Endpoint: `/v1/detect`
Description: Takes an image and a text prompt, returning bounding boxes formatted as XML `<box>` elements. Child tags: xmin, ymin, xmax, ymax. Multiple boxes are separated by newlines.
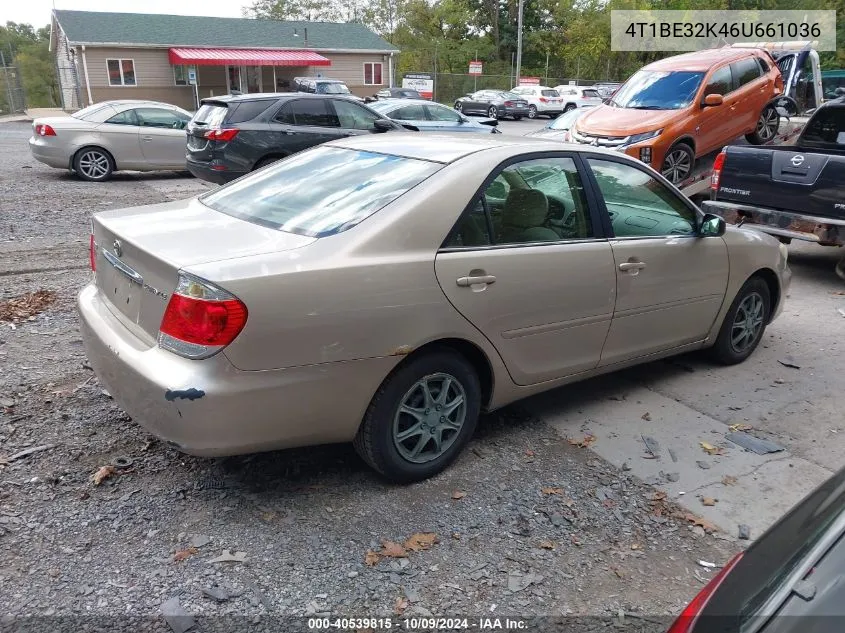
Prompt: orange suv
<box><xmin>571</xmin><ymin>48</ymin><xmax>783</xmax><ymax>184</ymax></box>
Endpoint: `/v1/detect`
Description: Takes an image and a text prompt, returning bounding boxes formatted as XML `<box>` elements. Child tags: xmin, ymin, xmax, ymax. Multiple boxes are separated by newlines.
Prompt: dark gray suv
<box><xmin>186</xmin><ymin>93</ymin><xmax>404</xmax><ymax>184</ymax></box>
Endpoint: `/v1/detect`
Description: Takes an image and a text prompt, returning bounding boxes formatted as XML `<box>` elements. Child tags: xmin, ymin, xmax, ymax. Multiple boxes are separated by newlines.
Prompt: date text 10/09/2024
<box><xmin>307</xmin><ymin>617</ymin><xmax>528</xmax><ymax>630</ymax></box>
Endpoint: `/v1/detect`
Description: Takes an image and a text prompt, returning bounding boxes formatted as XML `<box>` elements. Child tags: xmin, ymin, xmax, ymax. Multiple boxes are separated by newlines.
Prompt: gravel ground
<box><xmin>2</xmin><ymin>121</ymin><xmax>737</xmax><ymax>631</ymax></box>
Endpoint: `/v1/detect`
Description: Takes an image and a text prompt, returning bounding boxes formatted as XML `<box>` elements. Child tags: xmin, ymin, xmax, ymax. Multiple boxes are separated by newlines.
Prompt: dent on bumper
<box><xmin>78</xmin><ymin>283</ymin><xmax>399</xmax><ymax>456</ymax></box>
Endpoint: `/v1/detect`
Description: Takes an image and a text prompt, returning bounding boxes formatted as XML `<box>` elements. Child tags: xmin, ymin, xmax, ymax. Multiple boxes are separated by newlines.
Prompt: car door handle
<box><xmin>456</xmin><ymin>274</ymin><xmax>496</xmax><ymax>287</ymax></box>
<box><xmin>618</xmin><ymin>262</ymin><xmax>646</xmax><ymax>271</ymax></box>
<box><xmin>142</xmin><ymin>136</ymin><xmax>153</xmax><ymax>142</ymax></box>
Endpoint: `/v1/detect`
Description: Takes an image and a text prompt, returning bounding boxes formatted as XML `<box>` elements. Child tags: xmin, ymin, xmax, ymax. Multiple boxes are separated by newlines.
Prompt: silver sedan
<box><xmin>29</xmin><ymin>100</ymin><xmax>192</xmax><ymax>181</ymax></box>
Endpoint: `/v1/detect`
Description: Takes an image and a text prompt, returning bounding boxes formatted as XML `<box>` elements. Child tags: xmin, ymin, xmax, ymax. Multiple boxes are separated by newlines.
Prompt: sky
<box><xmin>2</xmin><ymin>0</ymin><xmax>254</xmax><ymax>29</ymax></box>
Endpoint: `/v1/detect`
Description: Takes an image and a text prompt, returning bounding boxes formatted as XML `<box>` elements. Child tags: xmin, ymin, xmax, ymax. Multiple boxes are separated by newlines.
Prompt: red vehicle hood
<box><xmin>576</xmin><ymin>105</ymin><xmax>683</xmax><ymax>136</ymax></box>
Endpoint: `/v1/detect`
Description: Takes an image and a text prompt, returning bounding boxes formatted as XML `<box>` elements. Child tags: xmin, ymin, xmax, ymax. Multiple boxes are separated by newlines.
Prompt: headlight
<box><xmin>627</xmin><ymin>129</ymin><xmax>663</xmax><ymax>144</ymax></box>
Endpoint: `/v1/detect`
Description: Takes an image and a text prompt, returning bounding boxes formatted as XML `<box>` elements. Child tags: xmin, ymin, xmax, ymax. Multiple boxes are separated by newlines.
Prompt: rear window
<box><xmin>192</xmin><ymin>104</ymin><xmax>228</xmax><ymax>128</ymax></box>
<box><xmin>541</xmin><ymin>90</ymin><xmax>559</xmax><ymax>97</ymax></box>
<box><xmin>733</xmin><ymin>57</ymin><xmax>762</xmax><ymax>87</ymax></box>
<box><xmin>200</xmin><ymin>147</ymin><xmax>442</xmax><ymax>238</ymax></box>
<box><xmin>581</xmin><ymin>89</ymin><xmax>600</xmax><ymax>98</ymax></box>
<box><xmin>800</xmin><ymin>106</ymin><xmax>845</xmax><ymax>148</ymax></box>
<box><xmin>226</xmin><ymin>100</ymin><xmax>275</xmax><ymax>123</ymax></box>
<box><xmin>72</xmin><ymin>103</ymin><xmax>118</xmax><ymax>123</ymax></box>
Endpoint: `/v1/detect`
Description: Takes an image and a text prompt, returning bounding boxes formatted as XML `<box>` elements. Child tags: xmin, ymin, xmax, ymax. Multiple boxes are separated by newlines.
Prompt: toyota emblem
<box><xmin>790</xmin><ymin>154</ymin><xmax>805</xmax><ymax>167</ymax></box>
<box><xmin>113</xmin><ymin>240</ymin><xmax>123</xmax><ymax>258</ymax></box>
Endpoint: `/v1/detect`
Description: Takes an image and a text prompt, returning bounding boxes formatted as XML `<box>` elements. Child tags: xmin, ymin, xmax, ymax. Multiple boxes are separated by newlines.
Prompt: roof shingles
<box><xmin>53</xmin><ymin>10</ymin><xmax>398</xmax><ymax>52</ymax></box>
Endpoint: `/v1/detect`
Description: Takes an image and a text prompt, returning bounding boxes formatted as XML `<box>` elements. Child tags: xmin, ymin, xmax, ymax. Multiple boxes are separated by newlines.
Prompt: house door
<box><xmin>226</xmin><ymin>66</ymin><xmax>262</xmax><ymax>93</ymax></box>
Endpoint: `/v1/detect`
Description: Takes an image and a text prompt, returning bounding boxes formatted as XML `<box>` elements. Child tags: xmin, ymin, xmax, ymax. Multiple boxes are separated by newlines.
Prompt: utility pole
<box><xmin>474</xmin><ymin>49</ymin><xmax>478</xmax><ymax>92</ymax></box>
<box><xmin>433</xmin><ymin>41</ymin><xmax>438</xmax><ymax>102</ymax></box>
<box><xmin>515</xmin><ymin>0</ymin><xmax>524</xmax><ymax>87</ymax></box>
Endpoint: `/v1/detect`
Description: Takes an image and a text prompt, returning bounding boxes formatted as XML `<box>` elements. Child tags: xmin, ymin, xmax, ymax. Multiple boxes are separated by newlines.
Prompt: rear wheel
<box><xmin>353</xmin><ymin>350</ymin><xmax>481</xmax><ymax>483</ymax></box>
<box><xmin>488</xmin><ymin>105</ymin><xmax>498</xmax><ymax>119</ymax></box>
<box><xmin>661</xmin><ymin>142</ymin><xmax>694</xmax><ymax>185</ymax></box>
<box><xmin>74</xmin><ymin>147</ymin><xmax>114</xmax><ymax>182</ymax></box>
<box><xmin>709</xmin><ymin>277</ymin><xmax>771</xmax><ymax>365</ymax></box>
<box><xmin>564</xmin><ymin>103</ymin><xmax>576</xmax><ymax>112</ymax></box>
<box><xmin>454</xmin><ymin>101</ymin><xmax>463</xmax><ymax>112</ymax></box>
<box><xmin>746</xmin><ymin>106</ymin><xmax>780</xmax><ymax>144</ymax></box>
<box><xmin>528</xmin><ymin>105</ymin><xmax>538</xmax><ymax>119</ymax></box>
<box><xmin>253</xmin><ymin>156</ymin><xmax>282</xmax><ymax>171</ymax></box>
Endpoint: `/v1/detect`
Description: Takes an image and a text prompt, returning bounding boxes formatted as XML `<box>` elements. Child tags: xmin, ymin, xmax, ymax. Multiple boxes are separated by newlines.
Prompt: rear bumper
<box><xmin>28</xmin><ymin>138</ymin><xmax>71</xmax><ymax>169</ymax></box>
<box><xmin>502</xmin><ymin>106</ymin><xmax>530</xmax><ymax>117</ymax></box>
<box><xmin>702</xmin><ymin>200</ymin><xmax>845</xmax><ymax>246</ymax></box>
<box><xmin>78</xmin><ymin>282</ymin><xmax>397</xmax><ymax>456</ymax></box>
<box><xmin>186</xmin><ymin>158</ymin><xmax>245</xmax><ymax>185</ymax></box>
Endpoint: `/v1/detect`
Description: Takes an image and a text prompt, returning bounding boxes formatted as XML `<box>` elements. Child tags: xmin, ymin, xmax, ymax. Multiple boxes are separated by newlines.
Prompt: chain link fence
<box><xmin>432</xmin><ymin>73</ymin><xmax>609</xmax><ymax>105</ymax></box>
<box><xmin>0</xmin><ymin>64</ymin><xmax>26</xmax><ymax>114</ymax></box>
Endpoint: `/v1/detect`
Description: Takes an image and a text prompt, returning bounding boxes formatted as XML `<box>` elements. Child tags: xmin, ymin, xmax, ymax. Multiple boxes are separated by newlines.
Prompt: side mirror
<box><xmin>373</xmin><ymin>118</ymin><xmax>395</xmax><ymax>132</ymax></box>
<box><xmin>702</xmin><ymin>93</ymin><xmax>724</xmax><ymax>107</ymax></box>
<box><xmin>699</xmin><ymin>213</ymin><xmax>726</xmax><ymax>237</ymax></box>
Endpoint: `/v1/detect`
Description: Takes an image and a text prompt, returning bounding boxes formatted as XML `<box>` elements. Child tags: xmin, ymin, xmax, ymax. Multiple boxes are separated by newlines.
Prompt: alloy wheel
<box><xmin>730</xmin><ymin>292</ymin><xmax>765</xmax><ymax>354</ymax></box>
<box><xmin>756</xmin><ymin>108</ymin><xmax>779</xmax><ymax>142</ymax></box>
<box><xmin>392</xmin><ymin>372</ymin><xmax>467</xmax><ymax>464</ymax></box>
<box><xmin>488</xmin><ymin>106</ymin><xmax>497</xmax><ymax>119</ymax></box>
<box><xmin>78</xmin><ymin>150</ymin><xmax>110</xmax><ymax>180</ymax></box>
<box><xmin>455</xmin><ymin>101</ymin><xmax>462</xmax><ymax>112</ymax></box>
<box><xmin>662</xmin><ymin>148</ymin><xmax>692</xmax><ymax>184</ymax></box>
<box><xmin>528</xmin><ymin>105</ymin><xmax>537</xmax><ymax>119</ymax></box>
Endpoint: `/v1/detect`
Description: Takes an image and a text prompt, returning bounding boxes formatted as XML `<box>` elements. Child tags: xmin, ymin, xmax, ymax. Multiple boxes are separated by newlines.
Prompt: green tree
<box><xmin>0</xmin><ymin>22</ymin><xmax>58</xmax><ymax>109</ymax></box>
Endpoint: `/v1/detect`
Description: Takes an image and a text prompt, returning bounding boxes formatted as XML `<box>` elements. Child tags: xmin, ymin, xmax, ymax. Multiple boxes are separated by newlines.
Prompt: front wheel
<box><xmin>454</xmin><ymin>101</ymin><xmax>463</xmax><ymax>112</ymax></box>
<box><xmin>564</xmin><ymin>103</ymin><xmax>576</xmax><ymax>112</ymax></box>
<box><xmin>353</xmin><ymin>350</ymin><xmax>481</xmax><ymax>483</ymax></box>
<box><xmin>709</xmin><ymin>277</ymin><xmax>771</xmax><ymax>365</ymax></box>
<box><xmin>74</xmin><ymin>147</ymin><xmax>114</xmax><ymax>182</ymax></box>
<box><xmin>746</xmin><ymin>106</ymin><xmax>780</xmax><ymax>145</ymax></box>
<box><xmin>488</xmin><ymin>105</ymin><xmax>498</xmax><ymax>119</ymax></box>
<box><xmin>661</xmin><ymin>142</ymin><xmax>694</xmax><ymax>184</ymax></box>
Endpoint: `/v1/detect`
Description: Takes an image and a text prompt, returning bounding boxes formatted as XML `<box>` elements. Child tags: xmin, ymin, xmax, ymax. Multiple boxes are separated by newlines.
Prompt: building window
<box><xmin>174</xmin><ymin>65</ymin><xmax>188</xmax><ymax>86</ymax></box>
<box><xmin>107</xmin><ymin>59</ymin><xmax>136</xmax><ymax>86</ymax></box>
<box><xmin>364</xmin><ymin>62</ymin><xmax>383</xmax><ymax>86</ymax></box>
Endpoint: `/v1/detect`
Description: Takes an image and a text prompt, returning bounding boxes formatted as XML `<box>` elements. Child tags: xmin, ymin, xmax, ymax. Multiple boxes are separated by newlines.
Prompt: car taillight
<box><xmin>539</xmin><ymin>97</ymin><xmax>548</xmax><ymax>103</ymax></box>
<box><xmin>204</xmin><ymin>129</ymin><xmax>239</xmax><ymax>142</ymax></box>
<box><xmin>667</xmin><ymin>552</ymin><xmax>743</xmax><ymax>633</ymax></box>
<box><xmin>503</xmin><ymin>100</ymin><xmax>514</xmax><ymax>106</ymax></box>
<box><xmin>89</xmin><ymin>233</ymin><xmax>96</xmax><ymax>272</ymax></box>
<box><xmin>711</xmin><ymin>149</ymin><xmax>727</xmax><ymax>191</ymax></box>
<box><xmin>158</xmin><ymin>274</ymin><xmax>248</xmax><ymax>360</ymax></box>
<box><xmin>35</xmin><ymin>124</ymin><xmax>56</xmax><ymax>136</ymax></box>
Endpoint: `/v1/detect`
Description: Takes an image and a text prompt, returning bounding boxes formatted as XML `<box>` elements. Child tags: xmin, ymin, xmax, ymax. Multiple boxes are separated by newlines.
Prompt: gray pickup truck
<box><xmin>703</xmin><ymin>97</ymin><xmax>845</xmax><ymax>277</ymax></box>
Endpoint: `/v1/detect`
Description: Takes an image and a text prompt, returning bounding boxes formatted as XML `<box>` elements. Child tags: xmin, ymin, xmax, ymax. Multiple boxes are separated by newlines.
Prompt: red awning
<box><xmin>168</xmin><ymin>48</ymin><xmax>331</xmax><ymax>67</ymax></box>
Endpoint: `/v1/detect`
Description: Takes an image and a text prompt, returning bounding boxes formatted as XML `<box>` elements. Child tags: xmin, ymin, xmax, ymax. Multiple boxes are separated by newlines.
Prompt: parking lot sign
<box><xmin>468</xmin><ymin>61</ymin><xmax>482</xmax><ymax>75</ymax></box>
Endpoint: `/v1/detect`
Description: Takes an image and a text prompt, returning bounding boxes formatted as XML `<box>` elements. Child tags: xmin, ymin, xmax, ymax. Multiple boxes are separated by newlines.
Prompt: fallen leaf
<box><xmin>451</xmin><ymin>490</ymin><xmax>466</xmax><ymax>500</ymax></box>
<box><xmin>92</xmin><ymin>465</ymin><xmax>116</xmax><ymax>486</ymax></box>
<box><xmin>831</xmin><ymin>290</ymin><xmax>845</xmax><ymax>295</ymax></box>
<box><xmin>729</xmin><ymin>423</ymin><xmax>753</xmax><ymax>432</ymax></box>
<box><xmin>404</xmin><ymin>533</ymin><xmax>438</xmax><ymax>552</ymax></box>
<box><xmin>700</xmin><ymin>441</ymin><xmax>725</xmax><ymax>456</ymax></box>
<box><xmin>0</xmin><ymin>290</ymin><xmax>57</xmax><ymax>324</ymax></box>
<box><xmin>394</xmin><ymin>597</ymin><xmax>409</xmax><ymax>616</ymax></box>
<box><xmin>682</xmin><ymin>512</ymin><xmax>719</xmax><ymax>533</ymax></box>
<box><xmin>641</xmin><ymin>412</ymin><xmax>652</xmax><ymax>421</ymax></box>
<box><xmin>524</xmin><ymin>449</ymin><xmax>535</xmax><ymax>457</ymax></box>
<box><xmin>538</xmin><ymin>539</ymin><xmax>556</xmax><ymax>550</ymax></box>
<box><xmin>542</xmin><ymin>486</ymin><xmax>563</xmax><ymax>495</ymax></box>
<box><xmin>568</xmin><ymin>434</ymin><xmax>596</xmax><ymax>448</ymax></box>
<box><xmin>364</xmin><ymin>550</ymin><xmax>380</xmax><ymax>566</ymax></box>
<box><xmin>651</xmin><ymin>491</ymin><xmax>667</xmax><ymax>501</ymax></box>
<box><xmin>380</xmin><ymin>540</ymin><xmax>408</xmax><ymax>558</ymax></box>
<box><xmin>611</xmin><ymin>566</ymin><xmax>625</xmax><ymax>579</ymax></box>
<box><xmin>701</xmin><ymin>497</ymin><xmax>717</xmax><ymax>506</ymax></box>
<box><xmin>172</xmin><ymin>547</ymin><xmax>198</xmax><ymax>562</ymax></box>
<box><xmin>630</xmin><ymin>543</ymin><xmax>641</xmax><ymax>550</ymax></box>
<box><xmin>570</xmin><ymin>534</ymin><xmax>583</xmax><ymax>546</ymax></box>
<box><xmin>562</xmin><ymin>497</ymin><xmax>575</xmax><ymax>508</ymax></box>
<box><xmin>722</xmin><ymin>475</ymin><xmax>738</xmax><ymax>486</ymax></box>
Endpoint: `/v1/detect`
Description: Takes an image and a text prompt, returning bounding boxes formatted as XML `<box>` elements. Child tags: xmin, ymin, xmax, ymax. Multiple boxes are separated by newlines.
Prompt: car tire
<box><xmin>73</xmin><ymin>147</ymin><xmax>114</xmax><ymax>182</ymax></box>
<box><xmin>746</xmin><ymin>105</ymin><xmax>780</xmax><ymax>145</ymax></box>
<box><xmin>528</xmin><ymin>105</ymin><xmax>538</xmax><ymax>119</ymax></box>
<box><xmin>353</xmin><ymin>349</ymin><xmax>481</xmax><ymax>483</ymax></box>
<box><xmin>253</xmin><ymin>156</ymin><xmax>282</xmax><ymax>171</ymax></box>
<box><xmin>512</xmin><ymin>115</ymin><xmax>522</xmax><ymax>121</ymax></box>
<box><xmin>564</xmin><ymin>103</ymin><xmax>576</xmax><ymax>112</ymax></box>
<box><xmin>488</xmin><ymin>106</ymin><xmax>498</xmax><ymax>119</ymax></box>
<box><xmin>661</xmin><ymin>142</ymin><xmax>694</xmax><ymax>185</ymax></box>
<box><xmin>454</xmin><ymin>101</ymin><xmax>463</xmax><ymax>112</ymax></box>
<box><xmin>709</xmin><ymin>276</ymin><xmax>771</xmax><ymax>365</ymax></box>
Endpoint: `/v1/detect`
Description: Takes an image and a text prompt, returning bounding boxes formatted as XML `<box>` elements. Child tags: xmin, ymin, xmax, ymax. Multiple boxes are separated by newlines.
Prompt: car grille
<box><xmin>570</xmin><ymin>129</ymin><xmax>629</xmax><ymax>147</ymax></box>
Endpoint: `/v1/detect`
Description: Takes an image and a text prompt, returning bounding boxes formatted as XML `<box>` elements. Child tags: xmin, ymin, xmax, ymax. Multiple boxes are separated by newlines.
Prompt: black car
<box><xmin>453</xmin><ymin>90</ymin><xmax>530</xmax><ymax>120</ymax></box>
<box><xmin>371</xmin><ymin>87</ymin><xmax>424</xmax><ymax>100</ymax></box>
<box><xmin>668</xmin><ymin>466</ymin><xmax>845</xmax><ymax>633</ymax></box>
<box><xmin>185</xmin><ymin>93</ymin><xmax>406</xmax><ymax>184</ymax></box>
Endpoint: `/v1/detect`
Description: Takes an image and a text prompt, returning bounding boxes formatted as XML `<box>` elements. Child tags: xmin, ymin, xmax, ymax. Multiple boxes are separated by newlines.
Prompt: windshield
<box><xmin>612</xmin><ymin>70</ymin><xmax>704</xmax><ymax>110</ymax></box>
<box><xmin>317</xmin><ymin>83</ymin><xmax>351</xmax><ymax>95</ymax></box>
<box><xmin>548</xmin><ymin>108</ymin><xmax>583</xmax><ymax>130</ymax></box>
<box><xmin>201</xmin><ymin>147</ymin><xmax>441</xmax><ymax>238</ymax></box>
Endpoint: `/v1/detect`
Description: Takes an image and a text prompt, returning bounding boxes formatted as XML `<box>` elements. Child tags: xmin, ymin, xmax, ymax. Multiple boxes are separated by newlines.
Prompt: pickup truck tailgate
<box><xmin>716</xmin><ymin>145</ymin><xmax>845</xmax><ymax>221</ymax></box>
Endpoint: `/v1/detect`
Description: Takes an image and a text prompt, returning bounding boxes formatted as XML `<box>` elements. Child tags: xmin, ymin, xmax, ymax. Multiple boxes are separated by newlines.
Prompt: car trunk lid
<box><xmin>92</xmin><ymin>198</ymin><xmax>315</xmax><ymax>344</ymax></box>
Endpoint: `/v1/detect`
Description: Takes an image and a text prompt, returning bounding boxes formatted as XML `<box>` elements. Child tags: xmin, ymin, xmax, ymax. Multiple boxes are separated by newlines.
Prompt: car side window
<box><xmin>105</xmin><ymin>109</ymin><xmax>139</xmax><ymax>126</ymax></box>
<box><xmin>587</xmin><ymin>159</ymin><xmax>697</xmax><ymax>238</ymax></box>
<box><xmin>425</xmin><ymin>105</ymin><xmax>462</xmax><ymax>122</ymax></box>
<box><xmin>444</xmin><ymin>198</ymin><xmax>492</xmax><ymax>248</ymax></box>
<box><xmin>733</xmin><ymin>58</ymin><xmax>762</xmax><ymax>87</ymax></box>
<box><xmin>274</xmin><ymin>104</ymin><xmax>295</xmax><ymax>125</ymax></box>
<box><xmin>757</xmin><ymin>56</ymin><xmax>770</xmax><ymax>74</ymax></box>
<box><xmin>332</xmin><ymin>100</ymin><xmax>379</xmax><ymax>130</ymax></box>
<box><xmin>287</xmin><ymin>99</ymin><xmax>339</xmax><ymax>127</ymax></box>
<box><xmin>135</xmin><ymin>108</ymin><xmax>186</xmax><ymax>129</ymax></box>
<box><xmin>391</xmin><ymin>104</ymin><xmax>427</xmax><ymax>120</ymax></box>
<box><xmin>703</xmin><ymin>65</ymin><xmax>733</xmax><ymax>96</ymax></box>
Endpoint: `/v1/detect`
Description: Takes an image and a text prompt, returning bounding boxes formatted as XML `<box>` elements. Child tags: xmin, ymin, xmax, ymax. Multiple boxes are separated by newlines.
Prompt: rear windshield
<box><xmin>192</xmin><ymin>104</ymin><xmax>228</xmax><ymax>128</ymax></box>
<box><xmin>695</xmin><ymin>468</ymin><xmax>845</xmax><ymax>630</ymax></box>
<box><xmin>200</xmin><ymin>147</ymin><xmax>441</xmax><ymax>238</ymax></box>
<box><xmin>582</xmin><ymin>89</ymin><xmax>600</xmax><ymax>98</ymax></box>
<box><xmin>541</xmin><ymin>89</ymin><xmax>559</xmax><ymax>97</ymax></box>
<box><xmin>800</xmin><ymin>107</ymin><xmax>845</xmax><ymax>149</ymax></box>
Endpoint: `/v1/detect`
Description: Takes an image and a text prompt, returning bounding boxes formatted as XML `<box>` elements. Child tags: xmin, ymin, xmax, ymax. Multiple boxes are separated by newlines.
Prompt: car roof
<box><xmin>202</xmin><ymin>93</ymin><xmax>355</xmax><ymax>104</ymax></box>
<box><xmin>102</xmin><ymin>99</ymin><xmax>181</xmax><ymax>108</ymax></box>
<box><xmin>328</xmin><ymin>133</ymin><xmax>631</xmax><ymax>164</ymax></box>
<box><xmin>646</xmin><ymin>47</ymin><xmax>760</xmax><ymax>72</ymax></box>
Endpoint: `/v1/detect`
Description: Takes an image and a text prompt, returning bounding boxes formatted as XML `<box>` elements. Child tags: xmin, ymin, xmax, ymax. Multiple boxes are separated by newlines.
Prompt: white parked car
<box><xmin>29</xmin><ymin>100</ymin><xmax>192</xmax><ymax>181</ymax></box>
<box><xmin>552</xmin><ymin>86</ymin><xmax>604</xmax><ymax>111</ymax></box>
<box><xmin>509</xmin><ymin>85</ymin><xmax>565</xmax><ymax>119</ymax></box>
